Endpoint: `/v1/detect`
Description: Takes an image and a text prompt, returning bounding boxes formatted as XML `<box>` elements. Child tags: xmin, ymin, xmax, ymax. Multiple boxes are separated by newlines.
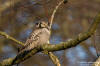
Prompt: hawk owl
<box><xmin>20</xmin><ymin>21</ymin><xmax>51</xmax><ymax>53</ymax></box>
<box><xmin>12</xmin><ymin>21</ymin><xmax>51</xmax><ymax>65</ymax></box>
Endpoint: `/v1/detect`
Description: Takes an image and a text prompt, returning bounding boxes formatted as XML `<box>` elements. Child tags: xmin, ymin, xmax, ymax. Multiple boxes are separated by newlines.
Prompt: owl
<box><xmin>20</xmin><ymin>21</ymin><xmax>51</xmax><ymax>53</ymax></box>
<box><xmin>11</xmin><ymin>21</ymin><xmax>51</xmax><ymax>65</ymax></box>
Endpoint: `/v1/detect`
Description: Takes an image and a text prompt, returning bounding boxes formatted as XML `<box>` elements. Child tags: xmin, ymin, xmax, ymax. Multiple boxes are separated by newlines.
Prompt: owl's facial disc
<box><xmin>35</xmin><ymin>21</ymin><xmax>50</xmax><ymax>29</ymax></box>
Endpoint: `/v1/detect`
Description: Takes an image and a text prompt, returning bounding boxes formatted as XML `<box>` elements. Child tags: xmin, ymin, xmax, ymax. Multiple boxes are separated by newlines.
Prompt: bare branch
<box><xmin>0</xmin><ymin>31</ymin><xmax>24</xmax><ymax>46</ymax></box>
<box><xmin>49</xmin><ymin>0</ymin><xmax>65</xmax><ymax>28</ymax></box>
<box><xmin>48</xmin><ymin>52</ymin><xmax>61</xmax><ymax>66</ymax></box>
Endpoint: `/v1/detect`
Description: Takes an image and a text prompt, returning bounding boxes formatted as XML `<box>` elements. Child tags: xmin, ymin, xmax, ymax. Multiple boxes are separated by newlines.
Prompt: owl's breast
<box><xmin>38</xmin><ymin>28</ymin><xmax>50</xmax><ymax>45</ymax></box>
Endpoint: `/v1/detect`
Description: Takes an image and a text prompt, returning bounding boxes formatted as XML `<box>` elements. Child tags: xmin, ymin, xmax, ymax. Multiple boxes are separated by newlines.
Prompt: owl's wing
<box><xmin>20</xmin><ymin>29</ymin><xmax>41</xmax><ymax>52</ymax></box>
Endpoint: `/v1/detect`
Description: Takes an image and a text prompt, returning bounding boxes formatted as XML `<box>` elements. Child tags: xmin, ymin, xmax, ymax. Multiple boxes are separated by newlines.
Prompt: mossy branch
<box><xmin>0</xmin><ymin>32</ymin><xmax>61</xmax><ymax>66</ymax></box>
<box><xmin>0</xmin><ymin>31</ymin><xmax>24</xmax><ymax>46</ymax></box>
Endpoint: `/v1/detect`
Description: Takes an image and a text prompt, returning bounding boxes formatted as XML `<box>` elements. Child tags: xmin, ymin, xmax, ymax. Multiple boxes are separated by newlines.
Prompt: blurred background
<box><xmin>0</xmin><ymin>0</ymin><xmax>100</xmax><ymax>66</ymax></box>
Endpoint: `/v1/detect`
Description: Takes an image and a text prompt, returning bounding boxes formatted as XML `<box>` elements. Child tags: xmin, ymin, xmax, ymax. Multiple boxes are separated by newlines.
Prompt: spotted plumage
<box><xmin>19</xmin><ymin>21</ymin><xmax>51</xmax><ymax>53</ymax></box>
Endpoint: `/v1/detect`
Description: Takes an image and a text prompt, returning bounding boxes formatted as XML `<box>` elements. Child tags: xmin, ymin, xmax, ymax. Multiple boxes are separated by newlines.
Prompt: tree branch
<box><xmin>0</xmin><ymin>31</ymin><xmax>61</xmax><ymax>66</ymax></box>
<box><xmin>0</xmin><ymin>12</ymin><xmax>100</xmax><ymax>65</ymax></box>
<box><xmin>0</xmin><ymin>31</ymin><xmax>24</xmax><ymax>46</ymax></box>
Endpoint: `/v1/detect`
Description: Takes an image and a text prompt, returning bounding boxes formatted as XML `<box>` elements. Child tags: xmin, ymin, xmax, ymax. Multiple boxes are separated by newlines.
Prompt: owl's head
<box><xmin>35</xmin><ymin>21</ymin><xmax>50</xmax><ymax>30</ymax></box>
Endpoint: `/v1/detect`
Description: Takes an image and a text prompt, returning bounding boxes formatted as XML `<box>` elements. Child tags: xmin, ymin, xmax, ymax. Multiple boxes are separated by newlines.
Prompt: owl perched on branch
<box><xmin>12</xmin><ymin>21</ymin><xmax>51</xmax><ymax>65</ymax></box>
<box><xmin>20</xmin><ymin>21</ymin><xmax>51</xmax><ymax>53</ymax></box>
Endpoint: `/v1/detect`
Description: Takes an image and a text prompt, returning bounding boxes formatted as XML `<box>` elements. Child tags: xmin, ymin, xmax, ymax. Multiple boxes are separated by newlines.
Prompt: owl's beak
<box><xmin>41</xmin><ymin>24</ymin><xmax>46</xmax><ymax>28</ymax></box>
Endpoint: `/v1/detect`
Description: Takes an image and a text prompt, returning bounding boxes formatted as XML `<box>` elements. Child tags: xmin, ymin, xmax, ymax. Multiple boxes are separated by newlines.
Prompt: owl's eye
<box><xmin>35</xmin><ymin>22</ymin><xmax>40</xmax><ymax>28</ymax></box>
<box><xmin>36</xmin><ymin>23</ymin><xmax>39</xmax><ymax>25</ymax></box>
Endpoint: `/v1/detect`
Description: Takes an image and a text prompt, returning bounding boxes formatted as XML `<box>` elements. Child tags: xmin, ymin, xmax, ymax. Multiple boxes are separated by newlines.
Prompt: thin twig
<box><xmin>93</xmin><ymin>34</ymin><xmax>99</xmax><ymax>57</ymax></box>
<box><xmin>0</xmin><ymin>31</ymin><xmax>24</xmax><ymax>46</ymax></box>
<box><xmin>49</xmin><ymin>0</ymin><xmax>65</xmax><ymax>28</ymax></box>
